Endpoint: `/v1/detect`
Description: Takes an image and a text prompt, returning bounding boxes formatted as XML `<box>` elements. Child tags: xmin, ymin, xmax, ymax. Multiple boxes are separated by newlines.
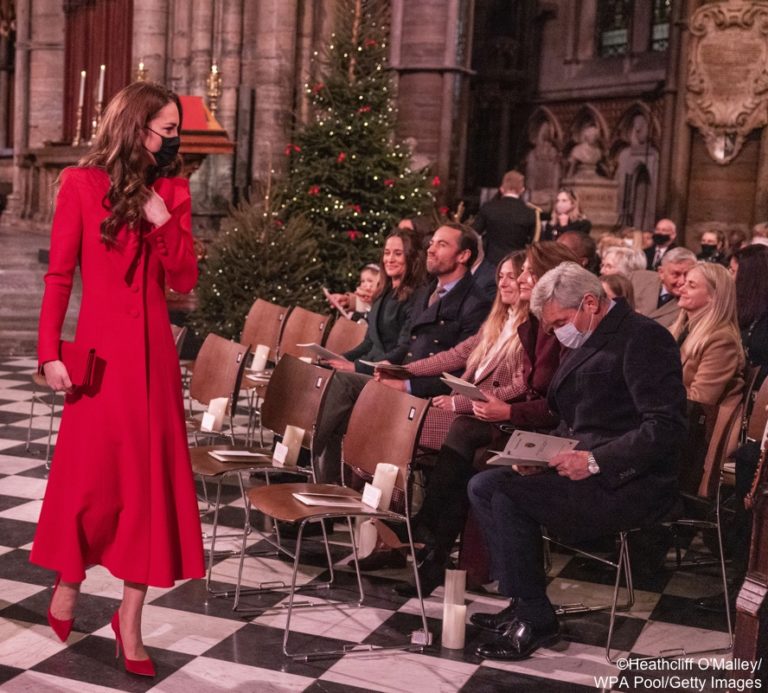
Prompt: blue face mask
<box><xmin>553</xmin><ymin>298</ymin><xmax>594</xmax><ymax>349</ymax></box>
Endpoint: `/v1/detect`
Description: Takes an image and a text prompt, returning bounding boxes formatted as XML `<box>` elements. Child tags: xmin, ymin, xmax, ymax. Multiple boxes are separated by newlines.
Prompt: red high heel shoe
<box><xmin>47</xmin><ymin>575</ymin><xmax>74</xmax><ymax>642</ymax></box>
<box><xmin>110</xmin><ymin>611</ymin><xmax>156</xmax><ymax>677</ymax></box>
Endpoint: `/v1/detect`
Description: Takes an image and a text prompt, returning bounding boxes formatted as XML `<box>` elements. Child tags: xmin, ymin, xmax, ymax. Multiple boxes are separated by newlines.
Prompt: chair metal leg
<box><xmin>25</xmin><ymin>385</ymin><xmax>36</xmax><ymax>452</ymax></box>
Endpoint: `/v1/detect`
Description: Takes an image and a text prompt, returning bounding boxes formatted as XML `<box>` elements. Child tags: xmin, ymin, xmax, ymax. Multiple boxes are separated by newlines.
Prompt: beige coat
<box><xmin>680</xmin><ymin>325</ymin><xmax>744</xmax><ymax>407</ymax></box>
<box><xmin>630</xmin><ymin>269</ymin><xmax>681</xmax><ymax>329</ymax></box>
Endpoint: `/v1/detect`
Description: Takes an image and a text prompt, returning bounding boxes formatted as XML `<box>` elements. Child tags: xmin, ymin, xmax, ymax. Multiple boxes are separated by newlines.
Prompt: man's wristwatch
<box><xmin>587</xmin><ymin>453</ymin><xmax>600</xmax><ymax>475</ymax></box>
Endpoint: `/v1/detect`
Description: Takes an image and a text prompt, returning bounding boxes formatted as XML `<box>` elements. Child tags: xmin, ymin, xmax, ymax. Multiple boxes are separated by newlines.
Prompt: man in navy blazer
<box><xmin>467</xmin><ymin>262</ymin><xmax>687</xmax><ymax>661</ymax></box>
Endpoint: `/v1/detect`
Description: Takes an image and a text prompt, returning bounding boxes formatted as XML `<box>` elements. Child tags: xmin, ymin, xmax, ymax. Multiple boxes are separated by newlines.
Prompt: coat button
<box><xmin>433</xmin><ymin>339</ymin><xmax>439</xmax><ymax>344</ymax></box>
<box><xmin>493</xmin><ymin>381</ymin><xmax>500</xmax><ymax>387</ymax></box>
<box><xmin>407</xmin><ymin>352</ymin><xmax>412</xmax><ymax>357</ymax></box>
<box><xmin>439</xmin><ymin>320</ymin><xmax>445</xmax><ymax>325</ymax></box>
<box><xmin>131</xmin><ymin>285</ymin><xmax>140</xmax><ymax>293</ymax></box>
<box><xmin>129</xmin><ymin>308</ymin><xmax>139</xmax><ymax>318</ymax></box>
<box><xmin>429</xmin><ymin>352</ymin><xmax>435</xmax><ymax>356</ymax></box>
<box><xmin>411</xmin><ymin>335</ymin><xmax>416</xmax><ymax>341</ymax></box>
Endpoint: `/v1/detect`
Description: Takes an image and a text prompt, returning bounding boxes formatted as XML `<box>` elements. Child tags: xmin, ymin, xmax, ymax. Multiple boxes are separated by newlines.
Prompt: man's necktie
<box><xmin>657</xmin><ymin>292</ymin><xmax>673</xmax><ymax>309</ymax></box>
<box><xmin>428</xmin><ymin>286</ymin><xmax>446</xmax><ymax>307</ymax></box>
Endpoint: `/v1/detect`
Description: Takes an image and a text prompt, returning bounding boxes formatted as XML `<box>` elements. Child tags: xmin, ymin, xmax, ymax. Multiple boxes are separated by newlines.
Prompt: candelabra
<box><xmin>89</xmin><ymin>101</ymin><xmax>103</xmax><ymax>144</ymax></box>
<box><xmin>135</xmin><ymin>61</ymin><xmax>148</xmax><ymax>82</ymax></box>
<box><xmin>206</xmin><ymin>64</ymin><xmax>223</xmax><ymax>117</ymax></box>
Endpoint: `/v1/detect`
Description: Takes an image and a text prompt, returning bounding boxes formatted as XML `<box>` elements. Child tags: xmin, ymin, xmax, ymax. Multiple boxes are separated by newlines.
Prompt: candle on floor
<box><xmin>444</xmin><ymin>568</ymin><xmax>466</xmax><ymax>606</ymax></box>
<box><xmin>372</xmin><ymin>462</ymin><xmax>398</xmax><ymax>510</ymax></box>
<box><xmin>441</xmin><ymin>603</ymin><xmax>467</xmax><ymax>650</ymax></box>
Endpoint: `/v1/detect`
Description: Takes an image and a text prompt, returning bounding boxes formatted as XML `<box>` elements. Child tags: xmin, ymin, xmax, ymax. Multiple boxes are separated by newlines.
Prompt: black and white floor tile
<box><xmin>0</xmin><ymin>358</ymin><xmax>735</xmax><ymax>692</ymax></box>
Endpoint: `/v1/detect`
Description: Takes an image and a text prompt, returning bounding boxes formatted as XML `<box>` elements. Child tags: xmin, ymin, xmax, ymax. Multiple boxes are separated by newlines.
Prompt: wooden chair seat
<box><xmin>248</xmin><ymin>483</ymin><xmax>378</xmax><ymax>524</ymax></box>
<box><xmin>189</xmin><ymin>445</ymin><xmax>274</xmax><ymax>477</ymax></box>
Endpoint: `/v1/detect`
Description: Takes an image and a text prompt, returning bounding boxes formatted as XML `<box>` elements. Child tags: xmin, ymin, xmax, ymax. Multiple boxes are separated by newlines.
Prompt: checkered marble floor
<box><xmin>0</xmin><ymin>357</ymin><xmax>735</xmax><ymax>692</ymax></box>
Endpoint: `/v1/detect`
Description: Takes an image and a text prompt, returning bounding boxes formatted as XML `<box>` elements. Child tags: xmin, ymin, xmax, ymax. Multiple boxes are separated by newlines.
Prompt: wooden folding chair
<box><xmin>277</xmin><ymin>306</ymin><xmax>331</xmax><ymax>360</ymax></box>
<box><xmin>322</xmin><ymin>317</ymin><xmax>367</xmax><ymax>356</ymax></box>
<box><xmin>187</xmin><ymin>334</ymin><xmax>250</xmax><ymax>445</ymax></box>
<box><xmin>190</xmin><ymin>356</ymin><xmax>335</xmax><ymax>595</ymax></box>
<box><xmin>238</xmin><ymin>300</ymin><xmax>291</xmax><ymax>444</ymax></box>
<box><xmin>243</xmin><ymin>380</ymin><xmax>432</xmax><ymax>659</ymax></box>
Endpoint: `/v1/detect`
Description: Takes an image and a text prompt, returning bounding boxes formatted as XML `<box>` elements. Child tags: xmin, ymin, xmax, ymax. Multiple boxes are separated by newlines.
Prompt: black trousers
<box><xmin>416</xmin><ymin>416</ymin><xmax>499</xmax><ymax>557</ymax></box>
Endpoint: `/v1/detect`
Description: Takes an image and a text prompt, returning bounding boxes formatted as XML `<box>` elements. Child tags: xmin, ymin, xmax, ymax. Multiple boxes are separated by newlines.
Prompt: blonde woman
<box><xmin>670</xmin><ymin>262</ymin><xmax>745</xmax><ymax>407</ymax></box>
<box><xmin>401</xmin><ymin>251</ymin><xmax>529</xmax><ymax>451</ymax></box>
<box><xmin>543</xmin><ymin>188</ymin><xmax>591</xmax><ymax>240</ymax></box>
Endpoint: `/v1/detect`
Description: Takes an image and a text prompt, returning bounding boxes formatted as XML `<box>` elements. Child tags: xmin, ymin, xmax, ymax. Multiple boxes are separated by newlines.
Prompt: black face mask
<box><xmin>146</xmin><ymin>127</ymin><xmax>180</xmax><ymax>168</ymax></box>
<box><xmin>700</xmin><ymin>244</ymin><xmax>718</xmax><ymax>257</ymax></box>
<box><xmin>652</xmin><ymin>233</ymin><xmax>672</xmax><ymax>246</ymax></box>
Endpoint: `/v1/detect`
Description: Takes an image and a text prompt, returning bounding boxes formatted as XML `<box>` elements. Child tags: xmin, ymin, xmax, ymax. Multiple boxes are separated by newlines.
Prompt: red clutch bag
<box><xmin>59</xmin><ymin>341</ymin><xmax>96</xmax><ymax>388</ymax></box>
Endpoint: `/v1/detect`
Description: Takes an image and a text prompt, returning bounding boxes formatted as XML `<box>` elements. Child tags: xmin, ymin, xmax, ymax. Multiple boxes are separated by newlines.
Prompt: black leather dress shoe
<box><xmin>394</xmin><ymin>557</ymin><xmax>447</xmax><ymax>597</ymax></box>
<box><xmin>469</xmin><ymin>600</ymin><xmax>520</xmax><ymax>633</ymax></box>
<box><xmin>476</xmin><ymin>618</ymin><xmax>560</xmax><ymax>661</ymax></box>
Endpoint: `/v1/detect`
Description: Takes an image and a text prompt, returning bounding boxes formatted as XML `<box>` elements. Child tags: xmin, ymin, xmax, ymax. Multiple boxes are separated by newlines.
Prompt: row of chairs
<box><xmin>183</xmin><ymin>299</ymin><xmax>366</xmax><ymax>445</ymax></box>
<box><xmin>185</xmin><ymin>348</ymin><xmax>432</xmax><ymax>659</ymax></box>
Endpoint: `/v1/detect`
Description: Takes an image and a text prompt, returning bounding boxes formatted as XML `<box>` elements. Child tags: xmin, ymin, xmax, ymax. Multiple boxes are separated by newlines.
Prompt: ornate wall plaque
<box><xmin>686</xmin><ymin>0</ymin><xmax>768</xmax><ymax>164</ymax></box>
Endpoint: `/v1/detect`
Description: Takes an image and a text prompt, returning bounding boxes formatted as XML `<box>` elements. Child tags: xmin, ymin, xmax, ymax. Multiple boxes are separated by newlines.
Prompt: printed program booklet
<box><xmin>296</xmin><ymin>343</ymin><xmax>347</xmax><ymax>362</ymax></box>
<box><xmin>487</xmin><ymin>430</ymin><xmax>579</xmax><ymax>467</ymax></box>
<box><xmin>440</xmin><ymin>372</ymin><xmax>489</xmax><ymax>402</ymax></box>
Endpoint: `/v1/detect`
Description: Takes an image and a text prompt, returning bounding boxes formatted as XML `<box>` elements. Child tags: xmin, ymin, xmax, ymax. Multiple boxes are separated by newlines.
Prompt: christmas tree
<box><xmin>190</xmin><ymin>191</ymin><xmax>325</xmax><ymax>340</ymax></box>
<box><xmin>279</xmin><ymin>0</ymin><xmax>435</xmax><ymax>291</ymax></box>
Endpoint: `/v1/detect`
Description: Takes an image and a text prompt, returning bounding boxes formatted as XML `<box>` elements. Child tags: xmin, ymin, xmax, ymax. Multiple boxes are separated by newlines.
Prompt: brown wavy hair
<box><xmin>375</xmin><ymin>227</ymin><xmax>428</xmax><ymax>302</ymax></box>
<box><xmin>79</xmin><ymin>81</ymin><xmax>183</xmax><ymax>245</ymax></box>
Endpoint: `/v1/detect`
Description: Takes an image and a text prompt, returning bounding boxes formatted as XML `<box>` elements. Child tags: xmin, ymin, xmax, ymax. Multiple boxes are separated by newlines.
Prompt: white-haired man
<box><xmin>631</xmin><ymin>246</ymin><xmax>697</xmax><ymax>328</ymax></box>
<box><xmin>467</xmin><ymin>262</ymin><xmax>687</xmax><ymax>661</ymax></box>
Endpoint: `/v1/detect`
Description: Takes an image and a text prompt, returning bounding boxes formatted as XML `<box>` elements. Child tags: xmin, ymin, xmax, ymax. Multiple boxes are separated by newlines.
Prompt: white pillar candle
<box><xmin>77</xmin><ymin>70</ymin><xmax>86</xmax><ymax>108</ymax></box>
<box><xmin>138</xmin><ymin>60</ymin><xmax>145</xmax><ymax>72</ymax></box>
<box><xmin>356</xmin><ymin>519</ymin><xmax>378</xmax><ymax>558</ymax></box>
<box><xmin>97</xmin><ymin>64</ymin><xmax>106</xmax><ymax>103</ymax></box>
<box><xmin>443</xmin><ymin>568</ymin><xmax>466</xmax><ymax>606</ymax></box>
<box><xmin>281</xmin><ymin>425</ymin><xmax>305</xmax><ymax>467</ymax></box>
<box><xmin>441</xmin><ymin>603</ymin><xmax>467</xmax><ymax>650</ymax></box>
<box><xmin>251</xmin><ymin>344</ymin><xmax>270</xmax><ymax>372</ymax></box>
<box><xmin>372</xmin><ymin>463</ymin><xmax>398</xmax><ymax>510</ymax></box>
<box><xmin>202</xmin><ymin>396</ymin><xmax>228</xmax><ymax>432</ymax></box>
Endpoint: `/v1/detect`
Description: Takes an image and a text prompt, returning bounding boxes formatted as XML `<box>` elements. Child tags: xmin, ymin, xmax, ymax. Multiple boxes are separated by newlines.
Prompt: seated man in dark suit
<box><xmin>631</xmin><ymin>247</ymin><xmax>696</xmax><ymax>329</ymax></box>
<box><xmin>473</xmin><ymin>170</ymin><xmax>540</xmax><ymax>265</ymax></box>
<box><xmin>467</xmin><ymin>262</ymin><xmax>687</xmax><ymax>661</ymax></box>
<box><xmin>313</xmin><ymin>222</ymin><xmax>492</xmax><ymax>481</ymax></box>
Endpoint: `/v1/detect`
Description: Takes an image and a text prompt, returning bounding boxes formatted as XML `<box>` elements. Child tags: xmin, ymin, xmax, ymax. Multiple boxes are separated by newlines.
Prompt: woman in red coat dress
<box><xmin>31</xmin><ymin>82</ymin><xmax>204</xmax><ymax>677</ymax></box>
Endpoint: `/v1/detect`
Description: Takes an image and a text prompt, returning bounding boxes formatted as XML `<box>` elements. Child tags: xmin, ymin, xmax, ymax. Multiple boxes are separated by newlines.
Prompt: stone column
<box><xmin>393</xmin><ymin>0</ymin><xmax>472</xmax><ymax>200</ymax></box>
<box><xmin>241</xmin><ymin>0</ymin><xmax>299</xmax><ymax>185</ymax></box>
<box><xmin>3</xmin><ymin>0</ymin><xmax>66</xmax><ymax>226</ymax></box>
<box><xmin>132</xmin><ymin>0</ymin><xmax>170</xmax><ymax>84</ymax></box>
<box><xmin>168</xmin><ymin>0</ymin><xmax>193</xmax><ymax>93</ymax></box>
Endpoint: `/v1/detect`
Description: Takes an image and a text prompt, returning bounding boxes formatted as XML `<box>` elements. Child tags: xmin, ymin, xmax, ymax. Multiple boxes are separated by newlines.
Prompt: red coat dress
<box><xmin>30</xmin><ymin>167</ymin><xmax>205</xmax><ymax>587</ymax></box>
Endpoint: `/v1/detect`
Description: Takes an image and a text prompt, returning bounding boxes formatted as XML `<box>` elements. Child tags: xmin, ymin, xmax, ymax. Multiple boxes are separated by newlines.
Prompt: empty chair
<box><xmin>278</xmin><ymin>306</ymin><xmax>331</xmax><ymax>360</ymax></box>
<box><xmin>187</xmin><ymin>333</ymin><xmax>250</xmax><ymax>445</ymax></box>
<box><xmin>323</xmin><ymin>316</ymin><xmax>367</xmax><ymax>356</ymax></box>
<box><xmin>190</xmin><ymin>355</ymin><xmax>336</xmax><ymax>592</ymax></box>
<box><xmin>243</xmin><ymin>380</ymin><xmax>431</xmax><ymax>658</ymax></box>
<box><xmin>241</xmin><ymin>299</ymin><xmax>290</xmax><ymax>363</ymax></box>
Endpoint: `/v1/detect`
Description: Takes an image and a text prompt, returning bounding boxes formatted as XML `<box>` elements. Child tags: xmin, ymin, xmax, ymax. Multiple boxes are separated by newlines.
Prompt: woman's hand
<box><xmin>142</xmin><ymin>190</ymin><xmax>171</xmax><ymax>227</ymax></box>
<box><xmin>326</xmin><ymin>292</ymin><xmax>351</xmax><ymax>309</ymax></box>
<box><xmin>431</xmin><ymin>395</ymin><xmax>454</xmax><ymax>410</ymax></box>
<box><xmin>472</xmin><ymin>393</ymin><xmax>511</xmax><ymax>422</ymax></box>
<box><xmin>326</xmin><ymin>358</ymin><xmax>354</xmax><ymax>372</ymax></box>
<box><xmin>43</xmin><ymin>360</ymin><xmax>73</xmax><ymax>392</ymax></box>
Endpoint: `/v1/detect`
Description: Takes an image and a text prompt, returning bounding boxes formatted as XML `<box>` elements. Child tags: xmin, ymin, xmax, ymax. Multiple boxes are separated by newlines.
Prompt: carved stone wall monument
<box><xmin>686</xmin><ymin>0</ymin><xmax>768</xmax><ymax>164</ymax></box>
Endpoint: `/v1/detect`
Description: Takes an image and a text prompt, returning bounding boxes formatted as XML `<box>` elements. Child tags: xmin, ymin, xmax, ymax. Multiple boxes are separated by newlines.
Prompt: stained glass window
<box><xmin>598</xmin><ymin>0</ymin><xmax>631</xmax><ymax>57</ymax></box>
<box><xmin>651</xmin><ymin>0</ymin><xmax>672</xmax><ymax>51</ymax></box>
